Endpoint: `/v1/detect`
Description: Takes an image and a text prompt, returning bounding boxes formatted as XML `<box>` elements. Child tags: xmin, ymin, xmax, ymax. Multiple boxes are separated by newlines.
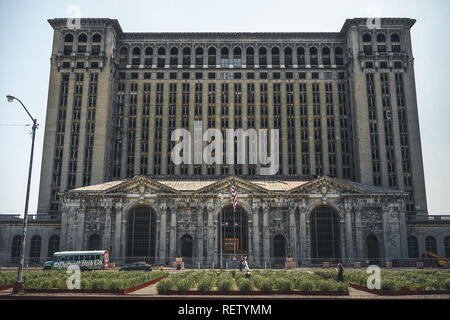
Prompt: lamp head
<box><xmin>6</xmin><ymin>95</ymin><xmax>15</xmax><ymax>103</ymax></box>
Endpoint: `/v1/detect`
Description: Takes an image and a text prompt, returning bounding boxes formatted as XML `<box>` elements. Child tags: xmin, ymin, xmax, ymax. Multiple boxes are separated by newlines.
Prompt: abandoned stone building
<box><xmin>0</xmin><ymin>18</ymin><xmax>449</xmax><ymax>268</ymax></box>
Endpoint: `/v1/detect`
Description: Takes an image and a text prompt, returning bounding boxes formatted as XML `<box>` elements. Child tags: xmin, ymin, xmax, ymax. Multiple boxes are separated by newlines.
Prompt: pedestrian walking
<box><xmin>239</xmin><ymin>255</ymin><xmax>244</xmax><ymax>272</ymax></box>
<box><xmin>243</xmin><ymin>256</ymin><xmax>249</xmax><ymax>272</ymax></box>
<box><xmin>336</xmin><ymin>263</ymin><xmax>344</xmax><ymax>282</ymax></box>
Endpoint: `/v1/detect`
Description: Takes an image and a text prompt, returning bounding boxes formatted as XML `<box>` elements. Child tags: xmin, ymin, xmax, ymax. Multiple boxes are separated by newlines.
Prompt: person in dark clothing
<box><xmin>336</xmin><ymin>263</ymin><xmax>344</xmax><ymax>282</ymax></box>
<box><xmin>239</xmin><ymin>255</ymin><xmax>244</xmax><ymax>272</ymax></box>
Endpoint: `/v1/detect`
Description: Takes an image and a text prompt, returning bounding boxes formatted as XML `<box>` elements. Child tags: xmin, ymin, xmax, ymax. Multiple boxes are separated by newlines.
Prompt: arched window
<box><xmin>391</xmin><ymin>33</ymin><xmax>401</xmax><ymax>53</ymax></box>
<box><xmin>91</xmin><ymin>34</ymin><xmax>101</xmax><ymax>55</ymax></box>
<box><xmin>258</xmin><ymin>47</ymin><xmax>267</xmax><ymax>67</ymax></box>
<box><xmin>271</xmin><ymin>47</ymin><xmax>280</xmax><ymax>67</ymax></box>
<box><xmin>78</xmin><ymin>33</ymin><xmax>87</xmax><ymax>53</ymax></box>
<box><xmin>366</xmin><ymin>234</ymin><xmax>380</xmax><ymax>264</ymax></box>
<box><xmin>195</xmin><ymin>47</ymin><xmax>203</xmax><ymax>67</ymax></box>
<box><xmin>63</xmin><ymin>34</ymin><xmax>73</xmax><ymax>55</ymax></box>
<box><xmin>30</xmin><ymin>235</ymin><xmax>42</xmax><ymax>263</ymax></box>
<box><xmin>219</xmin><ymin>206</ymin><xmax>248</xmax><ymax>255</ymax></box>
<box><xmin>182</xmin><ymin>47</ymin><xmax>191</xmax><ymax>67</ymax></box>
<box><xmin>377</xmin><ymin>33</ymin><xmax>386</xmax><ymax>53</ymax></box>
<box><xmin>132</xmin><ymin>47</ymin><xmax>141</xmax><ymax>66</ymax></box>
<box><xmin>11</xmin><ymin>235</ymin><xmax>21</xmax><ymax>259</ymax></box>
<box><xmin>126</xmin><ymin>206</ymin><xmax>157</xmax><ymax>263</ymax></box>
<box><xmin>246</xmin><ymin>47</ymin><xmax>254</xmax><ymax>67</ymax></box>
<box><xmin>157</xmin><ymin>47</ymin><xmax>166</xmax><ymax>68</ymax></box>
<box><xmin>322</xmin><ymin>47</ymin><xmax>331</xmax><ymax>66</ymax></box>
<box><xmin>273</xmin><ymin>234</ymin><xmax>286</xmax><ymax>266</ymax></box>
<box><xmin>444</xmin><ymin>236</ymin><xmax>450</xmax><ymax>258</ymax></box>
<box><xmin>362</xmin><ymin>33</ymin><xmax>372</xmax><ymax>55</ymax></box>
<box><xmin>88</xmin><ymin>234</ymin><xmax>101</xmax><ymax>250</ymax></box>
<box><xmin>425</xmin><ymin>236</ymin><xmax>437</xmax><ymax>255</ymax></box>
<box><xmin>233</xmin><ymin>47</ymin><xmax>242</xmax><ymax>67</ymax></box>
<box><xmin>119</xmin><ymin>47</ymin><xmax>128</xmax><ymax>67</ymax></box>
<box><xmin>407</xmin><ymin>235</ymin><xmax>419</xmax><ymax>258</ymax></box>
<box><xmin>170</xmin><ymin>47</ymin><xmax>178</xmax><ymax>67</ymax></box>
<box><xmin>309</xmin><ymin>47</ymin><xmax>318</xmax><ymax>66</ymax></box>
<box><xmin>297</xmin><ymin>47</ymin><xmax>305</xmax><ymax>66</ymax></box>
<box><xmin>47</xmin><ymin>235</ymin><xmax>60</xmax><ymax>258</ymax></box>
<box><xmin>208</xmin><ymin>47</ymin><xmax>216</xmax><ymax>67</ymax></box>
<box><xmin>220</xmin><ymin>47</ymin><xmax>229</xmax><ymax>68</ymax></box>
<box><xmin>310</xmin><ymin>206</ymin><xmax>341</xmax><ymax>264</ymax></box>
<box><xmin>334</xmin><ymin>47</ymin><xmax>344</xmax><ymax>65</ymax></box>
<box><xmin>144</xmin><ymin>47</ymin><xmax>153</xmax><ymax>66</ymax></box>
<box><xmin>284</xmin><ymin>47</ymin><xmax>292</xmax><ymax>67</ymax></box>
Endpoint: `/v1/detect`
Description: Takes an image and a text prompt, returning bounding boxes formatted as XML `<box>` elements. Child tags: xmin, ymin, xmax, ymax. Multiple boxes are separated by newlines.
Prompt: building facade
<box><xmin>0</xmin><ymin>18</ymin><xmax>449</xmax><ymax>267</ymax></box>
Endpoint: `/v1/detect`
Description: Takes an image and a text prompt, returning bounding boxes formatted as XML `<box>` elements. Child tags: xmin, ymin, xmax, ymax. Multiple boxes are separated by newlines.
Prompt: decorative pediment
<box><xmin>104</xmin><ymin>176</ymin><xmax>177</xmax><ymax>194</ymax></box>
<box><xmin>196</xmin><ymin>176</ymin><xmax>268</xmax><ymax>194</ymax></box>
<box><xmin>288</xmin><ymin>176</ymin><xmax>362</xmax><ymax>195</ymax></box>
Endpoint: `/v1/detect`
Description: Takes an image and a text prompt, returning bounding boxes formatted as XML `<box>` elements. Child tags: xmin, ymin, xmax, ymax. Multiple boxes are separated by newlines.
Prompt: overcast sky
<box><xmin>0</xmin><ymin>0</ymin><xmax>448</xmax><ymax>216</ymax></box>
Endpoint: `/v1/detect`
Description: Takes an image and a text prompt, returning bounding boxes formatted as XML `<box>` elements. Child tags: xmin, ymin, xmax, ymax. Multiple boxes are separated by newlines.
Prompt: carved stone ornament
<box><xmin>138</xmin><ymin>180</ymin><xmax>146</xmax><ymax>195</ymax></box>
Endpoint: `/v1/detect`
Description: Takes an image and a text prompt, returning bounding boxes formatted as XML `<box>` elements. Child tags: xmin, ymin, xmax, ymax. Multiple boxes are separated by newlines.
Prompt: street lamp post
<box><xmin>6</xmin><ymin>95</ymin><xmax>38</xmax><ymax>294</ymax></box>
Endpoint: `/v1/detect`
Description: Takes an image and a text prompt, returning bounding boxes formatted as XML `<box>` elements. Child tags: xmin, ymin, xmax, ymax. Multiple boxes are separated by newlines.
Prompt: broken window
<box><xmin>246</xmin><ymin>47</ymin><xmax>254</xmax><ymax>67</ymax></box>
<box><xmin>322</xmin><ymin>47</ymin><xmax>331</xmax><ymax>66</ymax></box>
<box><xmin>170</xmin><ymin>47</ymin><xmax>178</xmax><ymax>67</ymax></box>
<box><xmin>284</xmin><ymin>47</ymin><xmax>292</xmax><ymax>67</ymax></box>
<box><xmin>208</xmin><ymin>47</ymin><xmax>216</xmax><ymax>66</ymax></box>
<box><xmin>63</xmin><ymin>34</ymin><xmax>73</xmax><ymax>55</ymax></box>
<box><xmin>259</xmin><ymin>47</ymin><xmax>267</xmax><ymax>67</ymax></box>
<box><xmin>362</xmin><ymin>33</ymin><xmax>372</xmax><ymax>55</ymax></box>
<box><xmin>195</xmin><ymin>47</ymin><xmax>203</xmax><ymax>67</ymax></box>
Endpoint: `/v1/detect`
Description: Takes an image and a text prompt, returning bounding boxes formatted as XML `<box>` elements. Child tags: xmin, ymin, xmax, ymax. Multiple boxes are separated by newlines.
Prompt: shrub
<box><xmin>274</xmin><ymin>278</ymin><xmax>292</xmax><ymax>291</ymax></box>
<box><xmin>176</xmin><ymin>278</ymin><xmax>193</xmax><ymax>292</ymax></box>
<box><xmin>380</xmin><ymin>280</ymin><xmax>395</xmax><ymax>291</ymax></box>
<box><xmin>157</xmin><ymin>278</ymin><xmax>174</xmax><ymax>294</ymax></box>
<box><xmin>296</xmin><ymin>280</ymin><xmax>313</xmax><ymax>291</ymax></box>
<box><xmin>217</xmin><ymin>279</ymin><xmax>233</xmax><ymax>291</ymax></box>
<box><xmin>230</xmin><ymin>270</ymin><xmax>236</xmax><ymax>278</ymax></box>
<box><xmin>260</xmin><ymin>278</ymin><xmax>273</xmax><ymax>292</ymax></box>
<box><xmin>197</xmin><ymin>279</ymin><xmax>213</xmax><ymax>292</ymax></box>
<box><xmin>237</xmin><ymin>279</ymin><xmax>254</xmax><ymax>292</ymax></box>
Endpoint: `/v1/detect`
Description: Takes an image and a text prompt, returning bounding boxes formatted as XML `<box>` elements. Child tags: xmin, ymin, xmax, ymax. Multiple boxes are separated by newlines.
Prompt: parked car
<box><xmin>119</xmin><ymin>262</ymin><xmax>152</xmax><ymax>272</ymax></box>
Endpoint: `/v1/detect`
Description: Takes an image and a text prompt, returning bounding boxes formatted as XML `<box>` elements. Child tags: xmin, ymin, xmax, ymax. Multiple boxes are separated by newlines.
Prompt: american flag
<box><xmin>231</xmin><ymin>176</ymin><xmax>237</xmax><ymax>212</ymax></box>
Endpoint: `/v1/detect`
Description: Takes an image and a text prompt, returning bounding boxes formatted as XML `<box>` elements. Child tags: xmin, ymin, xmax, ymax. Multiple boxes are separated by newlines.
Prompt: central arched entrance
<box><xmin>218</xmin><ymin>206</ymin><xmax>248</xmax><ymax>268</ymax></box>
<box><xmin>126</xmin><ymin>206</ymin><xmax>157</xmax><ymax>264</ymax></box>
<box><xmin>366</xmin><ymin>234</ymin><xmax>380</xmax><ymax>265</ymax></box>
<box><xmin>181</xmin><ymin>234</ymin><xmax>193</xmax><ymax>268</ymax></box>
<box><xmin>310</xmin><ymin>205</ymin><xmax>341</xmax><ymax>265</ymax></box>
<box><xmin>273</xmin><ymin>234</ymin><xmax>286</xmax><ymax>268</ymax></box>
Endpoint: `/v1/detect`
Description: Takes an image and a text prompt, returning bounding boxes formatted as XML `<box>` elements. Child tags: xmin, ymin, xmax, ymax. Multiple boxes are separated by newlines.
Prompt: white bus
<box><xmin>43</xmin><ymin>250</ymin><xmax>109</xmax><ymax>271</ymax></box>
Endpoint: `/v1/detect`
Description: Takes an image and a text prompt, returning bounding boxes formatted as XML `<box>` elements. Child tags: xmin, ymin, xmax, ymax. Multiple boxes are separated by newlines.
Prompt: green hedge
<box><xmin>0</xmin><ymin>270</ymin><xmax>167</xmax><ymax>290</ymax></box>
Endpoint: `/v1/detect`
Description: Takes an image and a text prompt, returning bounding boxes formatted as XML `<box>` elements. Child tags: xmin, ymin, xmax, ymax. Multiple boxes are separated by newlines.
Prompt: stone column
<box><xmin>252</xmin><ymin>205</ymin><xmax>260</xmax><ymax>266</ymax></box>
<box><xmin>159</xmin><ymin>206</ymin><xmax>167</xmax><ymax>264</ymax></box>
<box><xmin>120</xmin><ymin>210</ymin><xmax>127</xmax><ymax>264</ymax></box>
<box><xmin>103</xmin><ymin>206</ymin><xmax>112</xmax><ymax>253</ymax></box>
<box><xmin>300</xmin><ymin>206</ymin><xmax>307</xmax><ymax>265</ymax></box>
<box><xmin>114</xmin><ymin>204</ymin><xmax>123</xmax><ymax>263</ymax></box>
<box><xmin>263</xmin><ymin>205</ymin><xmax>270</xmax><ymax>265</ymax></box>
<box><xmin>289</xmin><ymin>207</ymin><xmax>298</xmax><ymax>261</ymax></box>
<box><xmin>344</xmin><ymin>202</ymin><xmax>354</xmax><ymax>264</ymax></box>
<box><xmin>355</xmin><ymin>208</ymin><xmax>364</xmax><ymax>262</ymax></box>
<box><xmin>207</xmin><ymin>209</ymin><xmax>214</xmax><ymax>265</ymax></box>
<box><xmin>382</xmin><ymin>206</ymin><xmax>391</xmax><ymax>262</ymax></box>
<box><xmin>169</xmin><ymin>207</ymin><xmax>177</xmax><ymax>261</ymax></box>
<box><xmin>197</xmin><ymin>206</ymin><xmax>204</xmax><ymax>264</ymax></box>
<box><xmin>399</xmin><ymin>205</ymin><xmax>409</xmax><ymax>258</ymax></box>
